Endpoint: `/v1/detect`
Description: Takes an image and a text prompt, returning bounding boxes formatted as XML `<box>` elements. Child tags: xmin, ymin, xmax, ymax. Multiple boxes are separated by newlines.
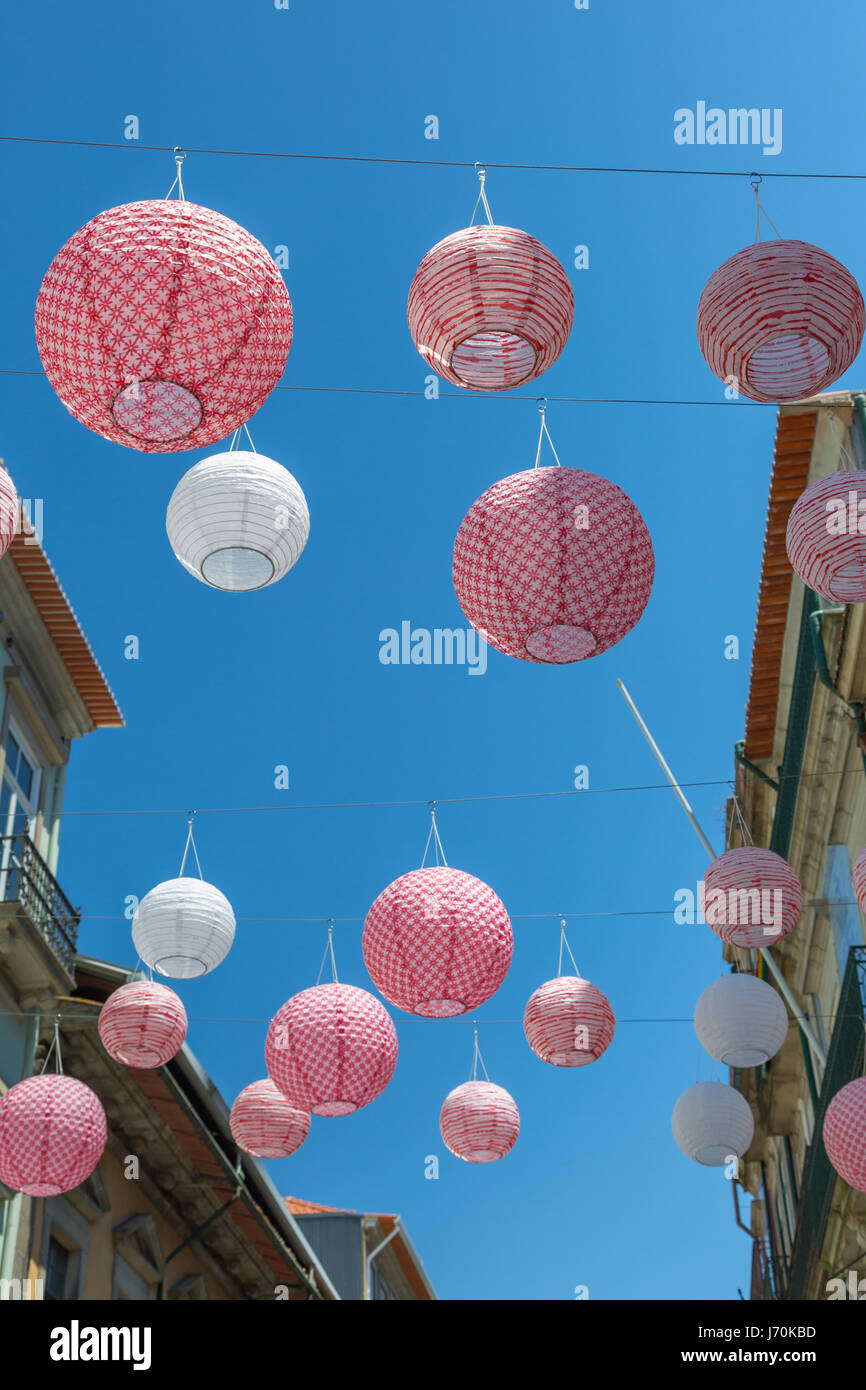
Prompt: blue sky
<box><xmin>1</xmin><ymin>0</ymin><xmax>864</xmax><ymax>1300</ymax></box>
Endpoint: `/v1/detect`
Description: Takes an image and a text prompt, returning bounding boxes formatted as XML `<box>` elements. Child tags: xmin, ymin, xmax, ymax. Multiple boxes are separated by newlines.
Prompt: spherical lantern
<box><xmin>523</xmin><ymin>976</ymin><xmax>615</xmax><ymax>1067</ymax></box>
<box><xmin>852</xmin><ymin>848</ymin><xmax>866</xmax><ymax>915</ymax></box>
<box><xmin>166</xmin><ymin>450</ymin><xmax>309</xmax><ymax>591</ymax></box>
<box><xmin>671</xmin><ymin>1081</ymin><xmax>754</xmax><ymax>1167</ymax></box>
<box><xmin>229</xmin><ymin>1079</ymin><xmax>310</xmax><ymax>1159</ymax></box>
<box><xmin>823</xmin><ymin>1077</ymin><xmax>866</xmax><ymax>1193</ymax></box>
<box><xmin>35</xmin><ymin>200</ymin><xmax>292</xmax><ymax>452</ymax></box>
<box><xmin>439</xmin><ymin>1080</ymin><xmax>520</xmax><ymax>1163</ymax></box>
<box><xmin>452</xmin><ymin>466</ymin><xmax>654</xmax><ymax>664</ymax></box>
<box><xmin>0</xmin><ymin>1074</ymin><xmax>106</xmax><ymax>1196</ymax></box>
<box><xmin>362</xmin><ymin>866</ymin><xmax>513</xmax><ymax>1016</ymax></box>
<box><xmin>786</xmin><ymin>469</ymin><xmax>866</xmax><ymax>602</ymax></box>
<box><xmin>131</xmin><ymin>877</ymin><xmax>236</xmax><ymax>980</ymax></box>
<box><xmin>702</xmin><ymin>847</ymin><xmax>802</xmax><ymax>949</ymax></box>
<box><xmin>407</xmin><ymin>225</ymin><xmax>574</xmax><ymax>391</ymax></box>
<box><xmin>697</xmin><ymin>240</ymin><xmax>864</xmax><ymax>403</ymax></box>
<box><xmin>98</xmin><ymin>980</ymin><xmax>187</xmax><ymax>1068</ymax></box>
<box><xmin>0</xmin><ymin>464</ymin><xmax>18</xmax><ymax>558</ymax></box>
<box><xmin>694</xmin><ymin>973</ymin><xmax>788</xmax><ymax>1068</ymax></box>
<box><xmin>265</xmin><ymin>984</ymin><xmax>398</xmax><ymax>1117</ymax></box>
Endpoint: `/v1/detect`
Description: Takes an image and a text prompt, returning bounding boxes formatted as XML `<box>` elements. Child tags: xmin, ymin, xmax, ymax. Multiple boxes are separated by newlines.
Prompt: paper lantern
<box><xmin>453</xmin><ymin>466</ymin><xmax>654</xmax><ymax>664</ymax></box>
<box><xmin>523</xmin><ymin>976</ymin><xmax>615</xmax><ymax>1067</ymax></box>
<box><xmin>823</xmin><ymin>1077</ymin><xmax>866</xmax><ymax>1193</ymax></box>
<box><xmin>852</xmin><ymin>848</ymin><xmax>866</xmax><ymax>914</ymax></box>
<box><xmin>265</xmin><ymin>984</ymin><xmax>398</xmax><ymax>1117</ymax></box>
<box><xmin>439</xmin><ymin>1080</ymin><xmax>520</xmax><ymax>1163</ymax></box>
<box><xmin>671</xmin><ymin>1081</ymin><xmax>754</xmax><ymax>1166</ymax></box>
<box><xmin>697</xmin><ymin>240</ymin><xmax>864</xmax><ymax>403</ymax></box>
<box><xmin>0</xmin><ymin>464</ymin><xmax>18</xmax><ymax>558</ymax></box>
<box><xmin>407</xmin><ymin>225</ymin><xmax>574</xmax><ymax>391</ymax></box>
<box><xmin>98</xmin><ymin>980</ymin><xmax>187</xmax><ymax>1068</ymax></box>
<box><xmin>694</xmin><ymin>973</ymin><xmax>788</xmax><ymax>1068</ymax></box>
<box><xmin>132</xmin><ymin>877</ymin><xmax>236</xmax><ymax>980</ymax></box>
<box><xmin>35</xmin><ymin>200</ymin><xmax>292</xmax><ymax>452</ymax></box>
<box><xmin>786</xmin><ymin>470</ymin><xmax>866</xmax><ymax>602</ymax></box>
<box><xmin>702</xmin><ymin>847</ymin><xmax>801</xmax><ymax>949</ymax></box>
<box><xmin>362</xmin><ymin>866</ymin><xmax>513</xmax><ymax>1016</ymax></box>
<box><xmin>166</xmin><ymin>450</ymin><xmax>309</xmax><ymax>591</ymax></box>
<box><xmin>0</xmin><ymin>1074</ymin><xmax>106</xmax><ymax>1196</ymax></box>
<box><xmin>229</xmin><ymin>1079</ymin><xmax>310</xmax><ymax>1159</ymax></box>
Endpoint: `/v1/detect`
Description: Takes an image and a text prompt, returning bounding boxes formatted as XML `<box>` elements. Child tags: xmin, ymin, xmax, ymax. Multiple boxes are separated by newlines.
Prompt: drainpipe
<box><xmin>364</xmin><ymin>1219</ymin><xmax>400</xmax><ymax>1300</ymax></box>
<box><xmin>0</xmin><ymin>1004</ymin><xmax>40</xmax><ymax>1290</ymax></box>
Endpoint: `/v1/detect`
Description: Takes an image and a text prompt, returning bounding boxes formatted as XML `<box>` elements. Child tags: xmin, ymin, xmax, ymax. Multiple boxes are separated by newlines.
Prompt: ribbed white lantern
<box><xmin>694</xmin><ymin>974</ymin><xmax>788</xmax><ymax>1068</ymax></box>
<box><xmin>166</xmin><ymin>450</ymin><xmax>309</xmax><ymax>591</ymax></box>
<box><xmin>132</xmin><ymin>877</ymin><xmax>236</xmax><ymax>979</ymax></box>
<box><xmin>672</xmin><ymin>1082</ymin><xmax>755</xmax><ymax>1166</ymax></box>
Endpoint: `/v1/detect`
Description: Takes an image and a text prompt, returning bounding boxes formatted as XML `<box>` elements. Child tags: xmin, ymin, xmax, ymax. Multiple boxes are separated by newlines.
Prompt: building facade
<box><xmin>286</xmin><ymin>1197</ymin><xmax>435</xmax><ymax>1300</ymax></box>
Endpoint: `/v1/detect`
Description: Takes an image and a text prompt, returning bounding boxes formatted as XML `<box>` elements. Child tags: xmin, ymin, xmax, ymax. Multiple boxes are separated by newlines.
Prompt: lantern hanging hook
<box><xmin>470</xmin><ymin>1021</ymin><xmax>490</xmax><ymax>1083</ymax></box>
<box><xmin>534</xmin><ymin>398</ymin><xmax>562</xmax><ymax>469</ymax></box>
<box><xmin>166</xmin><ymin>146</ymin><xmax>187</xmax><ymax>202</ymax></box>
<box><xmin>179</xmin><ymin>811</ymin><xmax>204</xmax><ymax>880</ymax></box>
<box><xmin>749</xmin><ymin>173</ymin><xmax>783</xmax><ymax>244</ymax></box>
<box><xmin>470</xmin><ymin>163</ymin><xmax>494</xmax><ymax>228</ymax></box>
<box><xmin>557</xmin><ymin>917</ymin><xmax>580</xmax><ymax>977</ymax></box>
<box><xmin>421</xmin><ymin>800</ymin><xmax>448</xmax><ymax>868</ymax></box>
<box><xmin>40</xmin><ymin>1015</ymin><xmax>63</xmax><ymax>1075</ymax></box>
<box><xmin>316</xmin><ymin>919</ymin><xmax>339</xmax><ymax>985</ymax></box>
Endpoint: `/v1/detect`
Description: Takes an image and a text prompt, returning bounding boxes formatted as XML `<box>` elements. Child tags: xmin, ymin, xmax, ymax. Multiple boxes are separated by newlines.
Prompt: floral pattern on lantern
<box><xmin>230</xmin><ymin>1079</ymin><xmax>310</xmax><ymax>1159</ymax></box>
<box><xmin>523</xmin><ymin>976</ymin><xmax>615</xmax><ymax>1067</ymax></box>
<box><xmin>0</xmin><ymin>464</ymin><xmax>18</xmax><ymax>559</ymax></box>
<box><xmin>697</xmin><ymin>240</ymin><xmax>864</xmax><ymax>403</ymax></box>
<box><xmin>702</xmin><ymin>847</ymin><xmax>802</xmax><ymax>949</ymax></box>
<box><xmin>786</xmin><ymin>470</ymin><xmax>866</xmax><ymax>602</ymax></box>
<box><xmin>671</xmin><ymin>1081</ymin><xmax>754</xmax><ymax>1167</ymax></box>
<box><xmin>439</xmin><ymin>1080</ymin><xmax>520</xmax><ymax>1163</ymax></box>
<box><xmin>132</xmin><ymin>877</ymin><xmax>236</xmax><ymax>980</ymax></box>
<box><xmin>823</xmin><ymin>1077</ymin><xmax>866</xmax><ymax>1193</ymax></box>
<box><xmin>694</xmin><ymin>973</ymin><xmax>788</xmax><ymax>1068</ymax></box>
<box><xmin>35</xmin><ymin>200</ymin><xmax>292</xmax><ymax>452</ymax></box>
<box><xmin>0</xmin><ymin>1074</ymin><xmax>106</xmax><ymax>1196</ymax></box>
<box><xmin>265</xmin><ymin>984</ymin><xmax>398</xmax><ymax>1117</ymax></box>
<box><xmin>98</xmin><ymin>980</ymin><xmax>187</xmax><ymax>1068</ymax></box>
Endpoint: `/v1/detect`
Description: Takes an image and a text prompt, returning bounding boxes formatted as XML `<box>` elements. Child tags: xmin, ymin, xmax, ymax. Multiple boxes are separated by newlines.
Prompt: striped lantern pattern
<box><xmin>702</xmin><ymin>847</ymin><xmax>802</xmax><ymax>949</ymax></box>
<box><xmin>453</xmin><ymin>466</ymin><xmax>654</xmax><ymax>664</ymax></box>
<box><xmin>693</xmin><ymin>973</ymin><xmax>788</xmax><ymax>1068</ymax></box>
<box><xmin>0</xmin><ymin>1074</ymin><xmax>107</xmax><ymax>1196</ymax></box>
<box><xmin>132</xmin><ymin>877</ymin><xmax>236</xmax><ymax>980</ymax></box>
<box><xmin>523</xmin><ymin>976</ymin><xmax>615</xmax><ymax>1067</ymax></box>
<box><xmin>407</xmin><ymin>225</ymin><xmax>574</xmax><ymax>391</ymax></box>
<box><xmin>35</xmin><ymin>200</ymin><xmax>292</xmax><ymax>452</ymax></box>
<box><xmin>852</xmin><ymin>847</ymin><xmax>866</xmax><ymax>915</ymax></box>
<box><xmin>671</xmin><ymin>1082</ymin><xmax>755</xmax><ymax>1167</ymax></box>
<box><xmin>786</xmin><ymin>470</ymin><xmax>866</xmax><ymax>603</ymax></box>
<box><xmin>0</xmin><ymin>464</ymin><xmax>18</xmax><ymax>558</ymax></box>
<box><xmin>98</xmin><ymin>980</ymin><xmax>187</xmax><ymax>1068</ymax></box>
<box><xmin>439</xmin><ymin>1081</ymin><xmax>520</xmax><ymax>1164</ymax></box>
<box><xmin>697</xmin><ymin>239</ymin><xmax>864</xmax><ymax>403</ymax></box>
<box><xmin>166</xmin><ymin>451</ymin><xmax>310</xmax><ymax>591</ymax></box>
<box><xmin>229</xmin><ymin>1079</ymin><xmax>310</xmax><ymax>1159</ymax></box>
<box><xmin>362</xmin><ymin>866</ymin><xmax>513</xmax><ymax>1016</ymax></box>
<box><xmin>823</xmin><ymin>1077</ymin><xmax>866</xmax><ymax>1194</ymax></box>
<box><xmin>265</xmin><ymin>984</ymin><xmax>398</xmax><ymax>1117</ymax></box>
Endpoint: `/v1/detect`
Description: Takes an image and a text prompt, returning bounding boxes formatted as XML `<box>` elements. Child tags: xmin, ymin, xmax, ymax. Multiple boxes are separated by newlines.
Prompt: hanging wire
<box><xmin>228</xmin><ymin>422</ymin><xmax>256</xmax><ymax>453</ymax></box>
<box><xmin>420</xmin><ymin>802</ymin><xmax>448</xmax><ymax>868</ymax></box>
<box><xmin>165</xmin><ymin>146</ymin><xmax>186</xmax><ymax>201</ymax></box>
<box><xmin>533</xmin><ymin>398</ymin><xmax>563</xmax><ymax>469</ymax></box>
<box><xmin>469</xmin><ymin>1022</ymin><xmax>491</xmax><ymax>1082</ymax></box>
<box><xmin>469</xmin><ymin>164</ymin><xmax>495</xmax><ymax>227</ymax></box>
<box><xmin>178</xmin><ymin>813</ymin><xmax>204</xmax><ymax>879</ymax></box>
<box><xmin>825</xmin><ymin>404</ymin><xmax>860</xmax><ymax>472</ymax></box>
<box><xmin>750</xmin><ymin>172</ymin><xmax>783</xmax><ymax>242</ymax></box>
<box><xmin>557</xmin><ymin>918</ymin><xmax>580</xmax><ymax>977</ymax></box>
<box><xmin>315</xmin><ymin>920</ymin><xmax>339</xmax><ymax>985</ymax></box>
<box><xmin>40</xmin><ymin>1016</ymin><xmax>63</xmax><ymax>1075</ymax></box>
<box><xmin>730</xmin><ymin>793</ymin><xmax>754</xmax><ymax>848</ymax></box>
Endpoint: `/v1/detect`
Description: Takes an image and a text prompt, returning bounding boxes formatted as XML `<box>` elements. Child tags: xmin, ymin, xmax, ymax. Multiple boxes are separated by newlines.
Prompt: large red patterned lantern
<box><xmin>524</xmin><ymin>976</ymin><xmax>615</xmax><ymax>1067</ymax></box>
<box><xmin>0</xmin><ymin>1074</ymin><xmax>106</xmax><ymax>1196</ymax></box>
<box><xmin>35</xmin><ymin>200</ymin><xmax>292</xmax><ymax>452</ymax></box>
<box><xmin>265</xmin><ymin>984</ymin><xmax>398</xmax><ymax>1117</ymax></box>
<box><xmin>697</xmin><ymin>240</ymin><xmax>864</xmax><ymax>403</ymax></box>
<box><xmin>439</xmin><ymin>1081</ymin><xmax>520</xmax><ymax>1164</ymax></box>
<box><xmin>363</xmin><ymin>865</ymin><xmax>513</xmax><ymax>1016</ymax></box>
<box><xmin>453</xmin><ymin>466</ymin><xmax>654</xmax><ymax>664</ymax></box>
<box><xmin>0</xmin><ymin>465</ymin><xmax>18</xmax><ymax>558</ymax></box>
<box><xmin>230</xmin><ymin>1080</ymin><xmax>310</xmax><ymax>1159</ymax></box>
<box><xmin>823</xmin><ymin>1077</ymin><xmax>866</xmax><ymax>1193</ymax></box>
<box><xmin>702</xmin><ymin>847</ymin><xmax>802</xmax><ymax>949</ymax></box>
<box><xmin>97</xmin><ymin>980</ymin><xmax>187</xmax><ymax>1068</ymax></box>
<box><xmin>786</xmin><ymin>470</ymin><xmax>866</xmax><ymax>602</ymax></box>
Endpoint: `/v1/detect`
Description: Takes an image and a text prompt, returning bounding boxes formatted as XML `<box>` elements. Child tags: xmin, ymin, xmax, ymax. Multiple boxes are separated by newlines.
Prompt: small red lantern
<box><xmin>97</xmin><ymin>980</ymin><xmax>187</xmax><ymax>1068</ymax></box>
<box><xmin>0</xmin><ymin>464</ymin><xmax>18</xmax><ymax>558</ymax></box>
<box><xmin>823</xmin><ymin>1077</ymin><xmax>866</xmax><ymax>1193</ymax></box>
<box><xmin>230</xmin><ymin>1080</ymin><xmax>310</xmax><ymax>1159</ymax></box>
<box><xmin>524</xmin><ymin>976</ymin><xmax>615</xmax><ymax>1067</ymax></box>
<box><xmin>265</xmin><ymin>984</ymin><xmax>398</xmax><ymax>1117</ymax></box>
<box><xmin>439</xmin><ymin>1081</ymin><xmax>520</xmax><ymax>1164</ymax></box>
<box><xmin>852</xmin><ymin>848</ymin><xmax>866</xmax><ymax>914</ymax></box>
<box><xmin>0</xmin><ymin>1074</ymin><xmax>106</xmax><ymax>1196</ymax></box>
<box><xmin>702</xmin><ymin>847</ymin><xmax>802</xmax><ymax>949</ymax></box>
<box><xmin>786</xmin><ymin>470</ymin><xmax>866</xmax><ymax>603</ymax></box>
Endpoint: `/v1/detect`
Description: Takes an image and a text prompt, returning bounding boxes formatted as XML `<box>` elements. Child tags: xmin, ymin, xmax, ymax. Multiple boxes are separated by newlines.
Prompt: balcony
<box><xmin>0</xmin><ymin>833</ymin><xmax>80</xmax><ymax>980</ymax></box>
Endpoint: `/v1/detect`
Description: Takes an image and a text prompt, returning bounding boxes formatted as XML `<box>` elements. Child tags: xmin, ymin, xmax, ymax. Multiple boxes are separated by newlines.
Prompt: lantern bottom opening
<box><xmin>111</xmin><ymin>379</ymin><xmax>204</xmax><ymax>442</ymax></box>
<box><xmin>312</xmin><ymin>1099</ymin><xmax>357</xmax><ymax>1117</ymax></box>
<box><xmin>414</xmin><ymin>998</ymin><xmax>466</xmax><ymax>1018</ymax></box>
<box><xmin>450</xmin><ymin>332</ymin><xmax>538</xmax><ymax>391</ymax></box>
<box><xmin>546</xmin><ymin>1048</ymin><xmax>596</xmax><ymax>1067</ymax></box>
<box><xmin>524</xmin><ymin>623</ymin><xmax>597</xmax><ymax>663</ymax></box>
<box><xmin>720</xmin><ymin>1047</ymin><xmax>771</xmax><ymax>1068</ymax></box>
<box><xmin>694</xmin><ymin>1144</ymin><xmax>733</xmax><ymax>1166</ymax></box>
<box><xmin>22</xmin><ymin>1181</ymin><xmax>64</xmax><ymax>1197</ymax></box>
<box><xmin>743</xmin><ymin>333</ymin><xmax>831</xmax><ymax>402</ymax></box>
<box><xmin>152</xmin><ymin>956</ymin><xmax>208</xmax><ymax>980</ymax></box>
<box><xmin>458</xmin><ymin>1147</ymin><xmax>502</xmax><ymax>1163</ymax></box>
<box><xmin>827</xmin><ymin>562</ymin><xmax>866</xmax><ymax>604</ymax></box>
<box><xmin>726</xmin><ymin>929</ymin><xmax>784</xmax><ymax>949</ymax></box>
<box><xmin>201</xmin><ymin>547</ymin><xmax>276</xmax><ymax>591</ymax></box>
<box><xmin>112</xmin><ymin>1045</ymin><xmax>166</xmax><ymax>1069</ymax></box>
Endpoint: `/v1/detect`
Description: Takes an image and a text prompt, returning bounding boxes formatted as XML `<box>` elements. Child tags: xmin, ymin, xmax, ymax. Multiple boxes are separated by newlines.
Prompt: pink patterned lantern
<box><xmin>523</xmin><ymin>976</ymin><xmax>615</xmax><ymax>1067</ymax></box>
<box><xmin>97</xmin><ymin>980</ymin><xmax>187</xmax><ymax>1068</ymax></box>
<box><xmin>439</xmin><ymin>1081</ymin><xmax>520</xmax><ymax>1163</ymax></box>
<box><xmin>697</xmin><ymin>240</ymin><xmax>864</xmax><ymax>403</ymax></box>
<box><xmin>0</xmin><ymin>1074</ymin><xmax>106</xmax><ymax>1196</ymax></box>
<box><xmin>823</xmin><ymin>1077</ymin><xmax>866</xmax><ymax>1193</ymax></box>
<box><xmin>852</xmin><ymin>848</ymin><xmax>866</xmax><ymax>914</ymax></box>
<box><xmin>362</xmin><ymin>866</ymin><xmax>513</xmax><ymax>1017</ymax></box>
<box><xmin>453</xmin><ymin>466</ymin><xmax>654</xmax><ymax>664</ymax></box>
<box><xmin>35</xmin><ymin>200</ymin><xmax>292</xmax><ymax>452</ymax></box>
<box><xmin>265</xmin><ymin>984</ymin><xmax>398</xmax><ymax>1117</ymax></box>
<box><xmin>230</xmin><ymin>1080</ymin><xmax>310</xmax><ymax>1159</ymax></box>
<box><xmin>407</xmin><ymin>225</ymin><xmax>574</xmax><ymax>391</ymax></box>
<box><xmin>0</xmin><ymin>464</ymin><xmax>18</xmax><ymax>558</ymax></box>
<box><xmin>702</xmin><ymin>847</ymin><xmax>802</xmax><ymax>949</ymax></box>
<box><xmin>786</xmin><ymin>470</ymin><xmax>866</xmax><ymax>602</ymax></box>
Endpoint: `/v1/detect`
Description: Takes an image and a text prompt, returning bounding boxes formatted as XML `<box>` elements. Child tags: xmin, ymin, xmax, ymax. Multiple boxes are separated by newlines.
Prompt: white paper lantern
<box><xmin>694</xmin><ymin>974</ymin><xmax>788</xmax><ymax>1068</ymax></box>
<box><xmin>671</xmin><ymin>1081</ymin><xmax>755</xmax><ymax>1166</ymax></box>
<box><xmin>166</xmin><ymin>450</ymin><xmax>309</xmax><ymax>591</ymax></box>
<box><xmin>132</xmin><ymin>877</ymin><xmax>235</xmax><ymax>979</ymax></box>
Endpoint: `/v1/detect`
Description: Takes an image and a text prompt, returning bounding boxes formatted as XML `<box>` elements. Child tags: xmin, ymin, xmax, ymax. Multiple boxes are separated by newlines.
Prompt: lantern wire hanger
<box><xmin>557</xmin><ymin>918</ymin><xmax>580</xmax><ymax>977</ymax></box>
<box><xmin>729</xmin><ymin>792</ymin><xmax>755</xmax><ymax>848</ymax></box>
<box><xmin>469</xmin><ymin>1022</ymin><xmax>491</xmax><ymax>1082</ymax></box>
<box><xmin>533</xmin><ymin>399</ymin><xmax>562</xmax><ymax>469</ymax></box>
<box><xmin>40</xmin><ymin>1016</ymin><xmax>63</xmax><ymax>1075</ymax></box>
<box><xmin>316</xmin><ymin>920</ymin><xmax>339</xmax><ymax>985</ymax></box>
<box><xmin>178</xmin><ymin>812</ymin><xmax>204</xmax><ymax>879</ymax></box>
<box><xmin>165</xmin><ymin>146</ymin><xmax>187</xmax><ymax>201</ymax></box>
<box><xmin>470</xmin><ymin>164</ymin><xmax>495</xmax><ymax>227</ymax></box>
<box><xmin>228</xmin><ymin>423</ymin><xmax>257</xmax><ymax>453</ymax></box>
<box><xmin>750</xmin><ymin>173</ymin><xmax>782</xmax><ymax>243</ymax></box>
<box><xmin>420</xmin><ymin>801</ymin><xmax>448</xmax><ymax>867</ymax></box>
<box><xmin>826</xmin><ymin>404</ymin><xmax>859</xmax><ymax>472</ymax></box>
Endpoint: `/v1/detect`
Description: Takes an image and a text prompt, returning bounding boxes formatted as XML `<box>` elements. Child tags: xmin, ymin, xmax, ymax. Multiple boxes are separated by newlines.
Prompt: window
<box><xmin>824</xmin><ymin>844</ymin><xmax>864</xmax><ymax>979</ymax></box>
<box><xmin>45</xmin><ymin>1236</ymin><xmax>71</xmax><ymax>1301</ymax></box>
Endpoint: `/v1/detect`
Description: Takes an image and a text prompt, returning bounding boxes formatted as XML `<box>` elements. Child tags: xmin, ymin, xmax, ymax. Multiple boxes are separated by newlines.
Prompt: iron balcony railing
<box><xmin>0</xmin><ymin>833</ymin><xmax>80</xmax><ymax>973</ymax></box>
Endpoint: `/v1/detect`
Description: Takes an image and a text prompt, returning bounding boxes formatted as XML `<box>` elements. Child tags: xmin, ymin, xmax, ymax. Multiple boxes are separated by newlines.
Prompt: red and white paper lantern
<box><xmin>229</xmin><ymin>1079</ymin><xmax>310</xmax><ymax>1159</ymax></box>
<box><xmin>35</xmin><ymin>200</ymin><xmax>292</xmax><ymax>452</ymax></box>
<box><xmin>786</xmin><ymin>470</ymin><xmax>866</xmax><ymax>603</ymax></box>
<box><xmin>0</xmin><ymin>464</ymin><xmax>18</xmax><ymax>558</ymax></box>
<box><xmin>852</xmin><ymin>848</ymin><xmax>866</xmax><ymax>915</ymax></box>
<box><xmin>453</xmin><ymin>466</ymin><xmax>654</xmax><ymax>664</ymax></box>
<box><xmin>97</xmin><ymin>980</ymin><xmax>187</xmax><ymax>1068</ymax></box>
<box><xmin>265</xmin><ymin>984</ymin><xmax>398</xmax><ymax>1117</ymax></box>
<box><xmin>362</xmin><ymin>866</ymin><xmax>513</xmax><ymax>1016</ymax></box>
<box><xmin>0</xmin><ymin>1074</ymin><xmax>106</xmax><ymax>1196</ymax></box>
<box><xmin>823</xmin><ymin>1077</ymin><xmax>866</xmax><ymax>1193</ymax></box>
<box><xmin>439</xmin><ymin>1080</ymin><xmax>520</xmax><ymax>1163</ymax></box>
<box><xmin>408</xmin><ymin>225</ymin><xmax>574</xmax><ymax>391</ymax></box>
<box><xmin>697</xmin><ymin>240</ymin><xmax>864</xmax><ymax>403</ymax></box>
<box><xmin>523</xmin><ymin>976</ymin><xmax>615</xmax><ymax>1067</ymax></box>
<box><xmin>702</xmin><ymin>847</ymin><xmax>802</xmax><ymax>949</ymax></box>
